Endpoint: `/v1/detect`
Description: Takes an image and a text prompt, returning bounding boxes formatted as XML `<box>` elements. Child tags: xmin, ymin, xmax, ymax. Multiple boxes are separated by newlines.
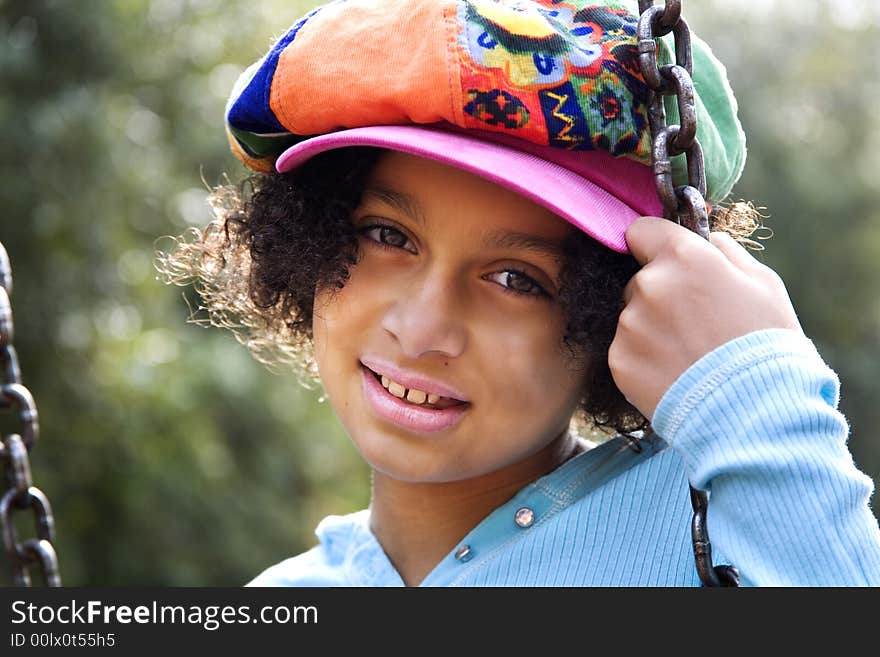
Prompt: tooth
<box><xmin>381</xmin><ymin>375</ymin><xmax>390</xmax><ymax>388</ymax></box>
<box><xmin>387</xmin><ymin>381</ymin><xmax>406</xmax><ymax>398</ymax></box>
<box><xmin>406</xmin><ymin>389</ymin><xmax>427</xmax><ymax>404</ymax></box>
<box><xmin>427</xmin><ymin>393</ymin><xmax>440</xmax><ymax>404</ymax></box>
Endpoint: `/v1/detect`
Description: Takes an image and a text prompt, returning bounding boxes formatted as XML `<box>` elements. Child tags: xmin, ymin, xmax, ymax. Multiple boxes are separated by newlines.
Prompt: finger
<box><xmin>625</xmin><ymin>216</ymin><xmax>696</xmax><ymax>266</ymax></box>
<box><xmin>622</xmin><ymin>277</ymin><xmax>636</xmax><ymax>306</ymax></box>
<box><xmin>709</xmin><ymin>231</ymin><xmax>760</xmax><ymax>273</ymax></box>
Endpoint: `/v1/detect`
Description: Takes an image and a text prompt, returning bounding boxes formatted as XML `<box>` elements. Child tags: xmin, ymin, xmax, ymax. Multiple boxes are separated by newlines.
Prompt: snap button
<box><xmin>454</xmin><ymin>545</ymin><xmax>473</xmax><ymax>562</ymax></box>
<box><xmin>514</xmin><ymin>507</ymin><xmax>535</xmax><ymax>528</ymax></box>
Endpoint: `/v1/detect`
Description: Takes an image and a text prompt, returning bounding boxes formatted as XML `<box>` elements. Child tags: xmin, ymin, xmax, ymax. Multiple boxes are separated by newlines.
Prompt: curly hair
<box><xmin>156</xmin><ymin>146</ymin><xmax>767</xmax><ymax>438</ymax></box>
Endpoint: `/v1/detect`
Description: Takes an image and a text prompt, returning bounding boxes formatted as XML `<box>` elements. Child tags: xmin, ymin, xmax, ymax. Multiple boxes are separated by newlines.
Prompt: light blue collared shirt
<box><xmin>248</xmin><ymin>329</ymin><xmax>880</xmax><ymax>586</ymax></box>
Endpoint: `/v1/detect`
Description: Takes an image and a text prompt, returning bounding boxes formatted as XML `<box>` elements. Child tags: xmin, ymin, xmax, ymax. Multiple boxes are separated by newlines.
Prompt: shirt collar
<box><xmin>315</xmin><ymin>431</ymin><xmax>667</xmax><ymax>586</ymax></box>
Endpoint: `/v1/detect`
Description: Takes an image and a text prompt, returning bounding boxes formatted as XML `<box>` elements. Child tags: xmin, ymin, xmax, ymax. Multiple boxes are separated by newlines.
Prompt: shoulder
<box><xmin>245</xmin><ymin>546</ymin><xmax>340</xmax><ymax>587</ymax></box>
<box><xmin>245</xmin><ymin>509</ymin><xmax>370</xmax><ymax>587</ymax></box>
<box><xmin>245</xmin><ymin>545</ymin><xmax>348</xmax><ymax>587</ymax></box>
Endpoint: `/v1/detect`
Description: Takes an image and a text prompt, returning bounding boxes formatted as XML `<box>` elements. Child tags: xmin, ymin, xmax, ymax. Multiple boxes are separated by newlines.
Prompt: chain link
<box><xmin>0</xmin><ymin>241</ymin><xmax>61</xmax><ymax>586</ymax></box>
<box><xmin>637</xmin><ymin>1</ymin><xmax>739</xmax><ymax>588</ymax></box>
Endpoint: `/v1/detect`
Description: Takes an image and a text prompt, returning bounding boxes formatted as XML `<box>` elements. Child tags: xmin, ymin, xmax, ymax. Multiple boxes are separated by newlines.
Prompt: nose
<box><xmin>380</xmin><ymin>268</ymin><xmax>468</xmax><ymax>360</ymax></box>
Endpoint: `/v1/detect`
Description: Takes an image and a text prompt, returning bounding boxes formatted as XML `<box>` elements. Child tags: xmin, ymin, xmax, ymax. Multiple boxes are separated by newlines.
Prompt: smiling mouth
<box><xmin>363</xmin><ymin>365</ymin><xmax>469</xmax><ymax>410</ymax></box>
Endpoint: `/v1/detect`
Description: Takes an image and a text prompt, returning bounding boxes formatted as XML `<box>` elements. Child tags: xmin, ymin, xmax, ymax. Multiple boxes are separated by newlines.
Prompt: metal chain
<box><xmin>0</xmin><ymin>240</ymin><xmax>61</xmax><ymax>586</ymax></box>
<box><xmin>636</xmin><ymin>0</ymin><xmax>740</xmax><ymax>587</ymax></box>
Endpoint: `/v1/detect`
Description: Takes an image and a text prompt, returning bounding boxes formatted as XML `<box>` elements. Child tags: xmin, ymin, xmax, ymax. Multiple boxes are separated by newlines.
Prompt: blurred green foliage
<box><xmin>0</xmin><ymin>0</ymin><xmax>877</xmax><ymax>585</ymax></box>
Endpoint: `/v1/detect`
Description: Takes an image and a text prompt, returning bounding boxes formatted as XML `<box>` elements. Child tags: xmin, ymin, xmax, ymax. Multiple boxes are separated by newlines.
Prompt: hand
<box><xmin>608</xmin><ymin>216</ymin><xmax>804</xmax><ymax>421</ymax></box>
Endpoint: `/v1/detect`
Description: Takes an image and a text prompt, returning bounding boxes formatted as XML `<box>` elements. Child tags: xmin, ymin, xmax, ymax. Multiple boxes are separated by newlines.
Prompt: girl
<box><xmin>158</xmin><ymin>0</ymin><xmax>880</xmax><ymax>586</ymax></box>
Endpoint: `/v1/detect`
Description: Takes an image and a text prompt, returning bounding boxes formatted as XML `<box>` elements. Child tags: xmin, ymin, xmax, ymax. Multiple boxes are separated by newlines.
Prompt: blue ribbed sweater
<box><xmin>247</xmin><ymin>329</ymin><xmax>880</xmax><ymax>586</ymax></box>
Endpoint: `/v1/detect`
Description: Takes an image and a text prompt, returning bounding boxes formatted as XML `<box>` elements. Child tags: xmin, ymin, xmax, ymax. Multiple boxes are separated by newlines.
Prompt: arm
<box><xmin>611</xmin><ymin>216</ymin><xmax>880</xmax><ymax>585</ymax></box>
<box><xmin>652</xmin><ymin>328</ymin><xmax>880</xmax><ymax>585</ymax></box>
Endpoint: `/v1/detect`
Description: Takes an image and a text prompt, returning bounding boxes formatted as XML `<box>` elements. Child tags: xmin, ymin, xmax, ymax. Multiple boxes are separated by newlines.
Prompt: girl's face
<box><xmin>312</xmin><ymin>150</ymin><xmax>589</xmax><ymax>483</ymax></box>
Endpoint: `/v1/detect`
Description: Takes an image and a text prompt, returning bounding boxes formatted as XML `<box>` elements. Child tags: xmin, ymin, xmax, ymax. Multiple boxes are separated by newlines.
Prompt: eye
<box><xmin>486</xmin><ymin>269</ymin><xmax>550</xmax><ymax>300</ymax></box>
<box><xmin>358</xmin><ymin>223</ymin><xmax>416</xmax><ymax>253</ymax></box>
<box><xmin>359</xmin><ymin>222</ymin><xmax>550</xmax><ymax>300</ymax></box>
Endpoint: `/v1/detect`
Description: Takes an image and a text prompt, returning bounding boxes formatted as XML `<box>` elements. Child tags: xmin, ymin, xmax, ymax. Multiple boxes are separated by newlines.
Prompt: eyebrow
<box><xmin>362</xmin><ymin>185</ymin><xmax>427</xmax><ymax>226</ymax></box>
<box><xmin>361</xmin><ymin>185</ymin><xmax>566</xmax><ymax>260</ymax></box>
<box><xmin>480</xmin><ymin>229</ymin><xmax>566</xmax><ymax>261</ymax></box>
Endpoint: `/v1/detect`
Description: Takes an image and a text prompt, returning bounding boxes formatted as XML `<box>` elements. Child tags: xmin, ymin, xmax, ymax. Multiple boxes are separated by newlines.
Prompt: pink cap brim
<box><xmin>275</xmin><ymin>123</ymin><xmax>662</xmax><ymax>254</ymax></box>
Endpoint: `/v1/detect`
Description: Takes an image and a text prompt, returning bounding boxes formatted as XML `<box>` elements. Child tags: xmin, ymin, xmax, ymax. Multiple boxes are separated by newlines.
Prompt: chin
<box><xmin>352</xmin><ymin>431</ymin><xmax>479</xmax><ymax>484</ymax></box>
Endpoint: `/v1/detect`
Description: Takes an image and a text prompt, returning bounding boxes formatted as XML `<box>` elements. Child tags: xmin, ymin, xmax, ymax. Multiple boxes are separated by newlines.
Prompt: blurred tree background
<box><xmin>1</xmin><ymin>0</ymin><xmax>878</xmax><ymax>585</ymax></box>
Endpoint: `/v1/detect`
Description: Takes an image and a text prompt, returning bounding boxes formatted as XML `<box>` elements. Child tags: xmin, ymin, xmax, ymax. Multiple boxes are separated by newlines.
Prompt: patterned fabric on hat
<box><xmin>457</xmin><ymin>0</ymin><xmax>650</xmax><ymax>160</ymax></box>
<box><xmin>225</xmin><ymin>0</ymin><xmax>746</xmax><ymax>202</ymax></box>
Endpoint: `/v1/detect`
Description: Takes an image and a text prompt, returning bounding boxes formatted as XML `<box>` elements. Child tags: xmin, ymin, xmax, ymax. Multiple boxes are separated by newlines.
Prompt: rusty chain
<box><xmin>637</xmin><ymin>0</ymin><xmax>740</xmax><ymax>587</ymax></box>
<box><xmin>0</xmin><ymin>240</ymin><xmax>61</xmax><ymax>586</ymax></box>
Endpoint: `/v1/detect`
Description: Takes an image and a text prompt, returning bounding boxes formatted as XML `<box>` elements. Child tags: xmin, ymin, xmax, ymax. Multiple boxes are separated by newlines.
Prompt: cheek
<box><xmin>311</xmin><ymin>284</ymin><xmax>357</xmax><ymax>378</ymax></box>
<box><xmin>487</xmin><ymin>313</ymin><xmax>581</xmax><ymax>404</ymax></box>
<box><xmin>311</xmin><ymin>261</ymin><xmax>385</xmax><ymax>367</ymax></box>
<box><xmin>311</xmin><ymin>289</ymin><xmax>330</xmax><ymax>363</ymax></box>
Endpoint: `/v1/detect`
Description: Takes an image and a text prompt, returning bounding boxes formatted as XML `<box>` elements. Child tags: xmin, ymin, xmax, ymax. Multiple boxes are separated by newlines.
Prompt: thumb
<box><xmin>625</xmin><ymin>216</ymin><xmax>693</xmax><ymax>265</ymax></box>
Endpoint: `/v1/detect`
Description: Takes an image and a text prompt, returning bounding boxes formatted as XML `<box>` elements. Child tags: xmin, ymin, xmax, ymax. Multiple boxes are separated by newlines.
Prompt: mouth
<box><xmin>359</xmin><ymin>363</ymin><xmax>471</xmax><ymax>435</ymax></box>
<box><xmin>361</xmin><ymin>364</ymin><xmax>469</xmax><ymax>410</ymax></box>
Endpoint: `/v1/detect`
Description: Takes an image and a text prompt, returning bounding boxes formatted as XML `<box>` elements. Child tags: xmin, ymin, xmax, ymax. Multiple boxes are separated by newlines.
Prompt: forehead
<box><xmin>361</xmin><ymin>149</ymin><xmax>577</xmax><ymax>242</ymax></box>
